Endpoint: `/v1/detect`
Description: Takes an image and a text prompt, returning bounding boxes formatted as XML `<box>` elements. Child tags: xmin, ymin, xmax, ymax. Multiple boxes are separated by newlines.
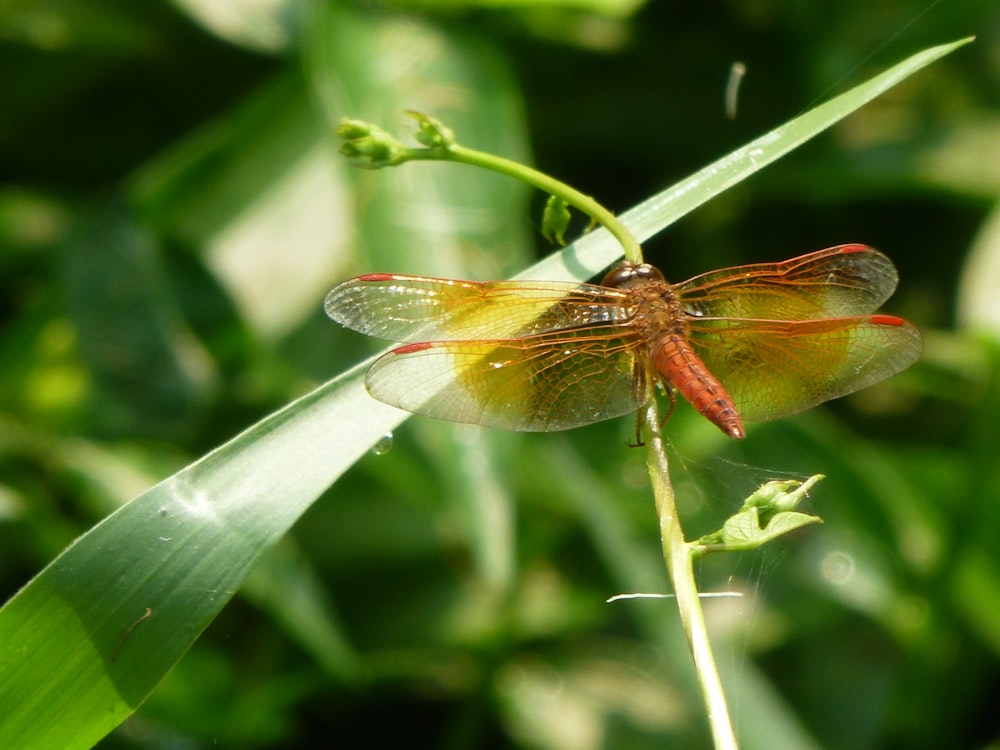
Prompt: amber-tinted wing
<box><xmin>364</xmin><ymin>330</ymin><xmax>645</xmax><ymax>431</ymax></box>
<box><xmin>675</xmin><ymin>245</ymin><xmax>899</xmax><ymax>320</ymax></box>
<box><xmin>326</xmin><ymin>273</ymin><xmax>646</xmax><ymax>431</ymax></box>
<box><xmin>688</xmin><ymin>314</ymin><xmax>922</xmax><ymax>423</ymax></box>
<box><xmin>326</xmin><ymin>273</ymin><xmax>635</xmax><ymax>343</ymax></box>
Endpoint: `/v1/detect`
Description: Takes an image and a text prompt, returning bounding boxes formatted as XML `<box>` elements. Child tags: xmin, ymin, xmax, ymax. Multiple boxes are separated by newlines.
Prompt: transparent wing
<box><xmin>689</xmin><ymin>314</ymin><xmax>922</xmax><ymax>422</ymax></box>
<box><xmin>676</xmin><ymin>245</ymin><xmax>899</xmax><ymax>320</ymax></box>
<box><xmin>364</xmin><ymin>329</ymin><xmax>645</xmax><ymax>431</ymax></box>
<box><xmin>326</xmin><ymin>274</ymin><xmax>634</xmax><ymax>343</ymax></box>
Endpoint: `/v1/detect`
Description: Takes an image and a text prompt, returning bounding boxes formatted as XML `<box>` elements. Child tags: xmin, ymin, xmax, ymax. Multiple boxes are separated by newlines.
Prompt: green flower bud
<box><xmin>336</xmin><ymin>118</ymin><xmax>406</xmax><ymax>168</ymax></box>
<box><xmin>405</xmin><ymin>110</ymin><xmax>455</xmax><ymax>149</ymax></box>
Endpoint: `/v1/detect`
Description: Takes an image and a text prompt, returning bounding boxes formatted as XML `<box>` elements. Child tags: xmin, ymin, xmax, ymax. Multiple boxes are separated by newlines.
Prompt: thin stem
<box><xmin>337</xmin><ymin>113</ymin><xmax>643</xmax><ymax>263</ymax></box>
<box><xmin>410</xmin><ymin>143</ymin><xmax>644</xmax><ymax>264</ymax></box>
<box><xmin>642</xmin><ymin>398</ymin><xmax>737</xmax><ymax>750</ymax></box>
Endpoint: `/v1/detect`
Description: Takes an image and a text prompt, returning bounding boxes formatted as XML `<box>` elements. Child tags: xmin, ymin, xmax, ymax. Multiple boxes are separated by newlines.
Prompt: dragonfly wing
<box><xmin>326</xmin><ymin>275</ymin><xmax>634</xmax><ymax>343</ymax></box>
<box><xmin>365</xmin><ymin>330</ymin><xmax>644</xmax><ymax>431</ymax></box>
<box><xmin>676</xmin><ymin>245</ymin><xmax>900</xmax><ymax>320</ymax></box>
<box><xmin>689</xmin><ymin>315</ymin><xmax>923</xmax><ymax>422</ymax></box>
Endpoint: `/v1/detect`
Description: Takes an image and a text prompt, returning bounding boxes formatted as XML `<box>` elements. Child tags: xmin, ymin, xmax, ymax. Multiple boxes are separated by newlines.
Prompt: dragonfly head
<box><xmin>601</xmin><ymin>261</ymin><xmax>666</xmax><ymax>289</ymax></box>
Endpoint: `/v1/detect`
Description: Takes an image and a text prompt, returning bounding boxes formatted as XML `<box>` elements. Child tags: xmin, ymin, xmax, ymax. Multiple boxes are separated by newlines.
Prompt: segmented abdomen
<box><xmin>651</xmin><ymin>334</ymin><xmax>744</xmax><ymax>439</ymax></box>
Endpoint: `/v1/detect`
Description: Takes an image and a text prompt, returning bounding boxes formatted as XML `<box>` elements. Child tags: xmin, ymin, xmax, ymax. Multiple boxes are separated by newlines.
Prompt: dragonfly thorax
<box><xmin>627</xmin><ymin>281</ymin><xmax>689</xmax><ymax>342</ymax></box>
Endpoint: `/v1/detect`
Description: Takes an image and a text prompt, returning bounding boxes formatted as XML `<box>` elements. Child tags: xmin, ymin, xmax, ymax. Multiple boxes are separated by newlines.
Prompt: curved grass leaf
<box><xmin>530</xmin><ymin>37</ymin><xmax>973</xmax><ymax>283</ymax></box>
<box><xmin>0</xmin><ymin>37</ymin><xmax>971</xmax><ymax>749</ymax></box>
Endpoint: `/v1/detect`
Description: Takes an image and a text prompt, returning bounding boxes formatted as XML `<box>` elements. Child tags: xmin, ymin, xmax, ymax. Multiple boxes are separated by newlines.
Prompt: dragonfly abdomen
<box><xmin>651</xmin><ymin>334</ymin><xmax>745</xmax><ymax>439</ymax></box>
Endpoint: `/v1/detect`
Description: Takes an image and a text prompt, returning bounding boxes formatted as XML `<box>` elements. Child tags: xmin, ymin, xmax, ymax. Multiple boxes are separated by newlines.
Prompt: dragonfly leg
<box><xmin>627</xmin><ymin>410</ymin><xmax>645</xmax><ymax>448</ymax></box>
<box><xmin>659</xmin><ymin>384</ymin><xmax>677</xmax><ymax>428</ymax></box>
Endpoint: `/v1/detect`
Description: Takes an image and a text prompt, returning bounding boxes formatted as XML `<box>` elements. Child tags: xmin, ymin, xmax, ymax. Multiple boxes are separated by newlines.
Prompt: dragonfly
<box><xmin>325</xmin><ymin>244</ymin><xmax>922</xmax><ymax>439</ymax></box>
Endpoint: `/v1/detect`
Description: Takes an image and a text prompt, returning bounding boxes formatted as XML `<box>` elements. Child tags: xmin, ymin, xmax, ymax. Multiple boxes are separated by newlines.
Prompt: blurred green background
<box><xmin>2</xmin><ymin>1</ymin><xmax>999</xmax><ymax>748</ymax></box>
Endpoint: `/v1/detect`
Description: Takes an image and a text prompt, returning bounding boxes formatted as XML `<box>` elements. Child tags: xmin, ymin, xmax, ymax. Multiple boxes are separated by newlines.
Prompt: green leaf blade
<box><xmin>0</xmin><ymin>365</ymin><xmax>403</xmax><ymax>749</ymax></box>
<box><xmin>526</xmin><ymin>37</ymin><xmax>975</xmax><ymax>282</ymax></box>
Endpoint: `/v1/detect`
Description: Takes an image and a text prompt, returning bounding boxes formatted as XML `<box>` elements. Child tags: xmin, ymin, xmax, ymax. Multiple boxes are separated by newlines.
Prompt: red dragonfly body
<box><xmin>326</xmin><ymin>245</ymin><xmax>922</xmax><ymax>438</ymax></box>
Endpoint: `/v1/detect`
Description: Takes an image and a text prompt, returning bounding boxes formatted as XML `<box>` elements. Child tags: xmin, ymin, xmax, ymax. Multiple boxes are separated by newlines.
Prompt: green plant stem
<box><xmin>642</xmin><ymin>398</ymin><xmax>737</xmax><ymax>750</ymax></box>
<box><xmin>428</xmin><ymin>143</ymin><xmax>644</xmax><ymax>264</ymax></box>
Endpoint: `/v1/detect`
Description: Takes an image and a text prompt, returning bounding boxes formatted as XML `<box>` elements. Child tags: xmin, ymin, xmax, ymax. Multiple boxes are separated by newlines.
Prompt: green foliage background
<box><xmin>1</xmin><ymin>1</ymin><xmax>999</xmax><ymax>748</ymax></box>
